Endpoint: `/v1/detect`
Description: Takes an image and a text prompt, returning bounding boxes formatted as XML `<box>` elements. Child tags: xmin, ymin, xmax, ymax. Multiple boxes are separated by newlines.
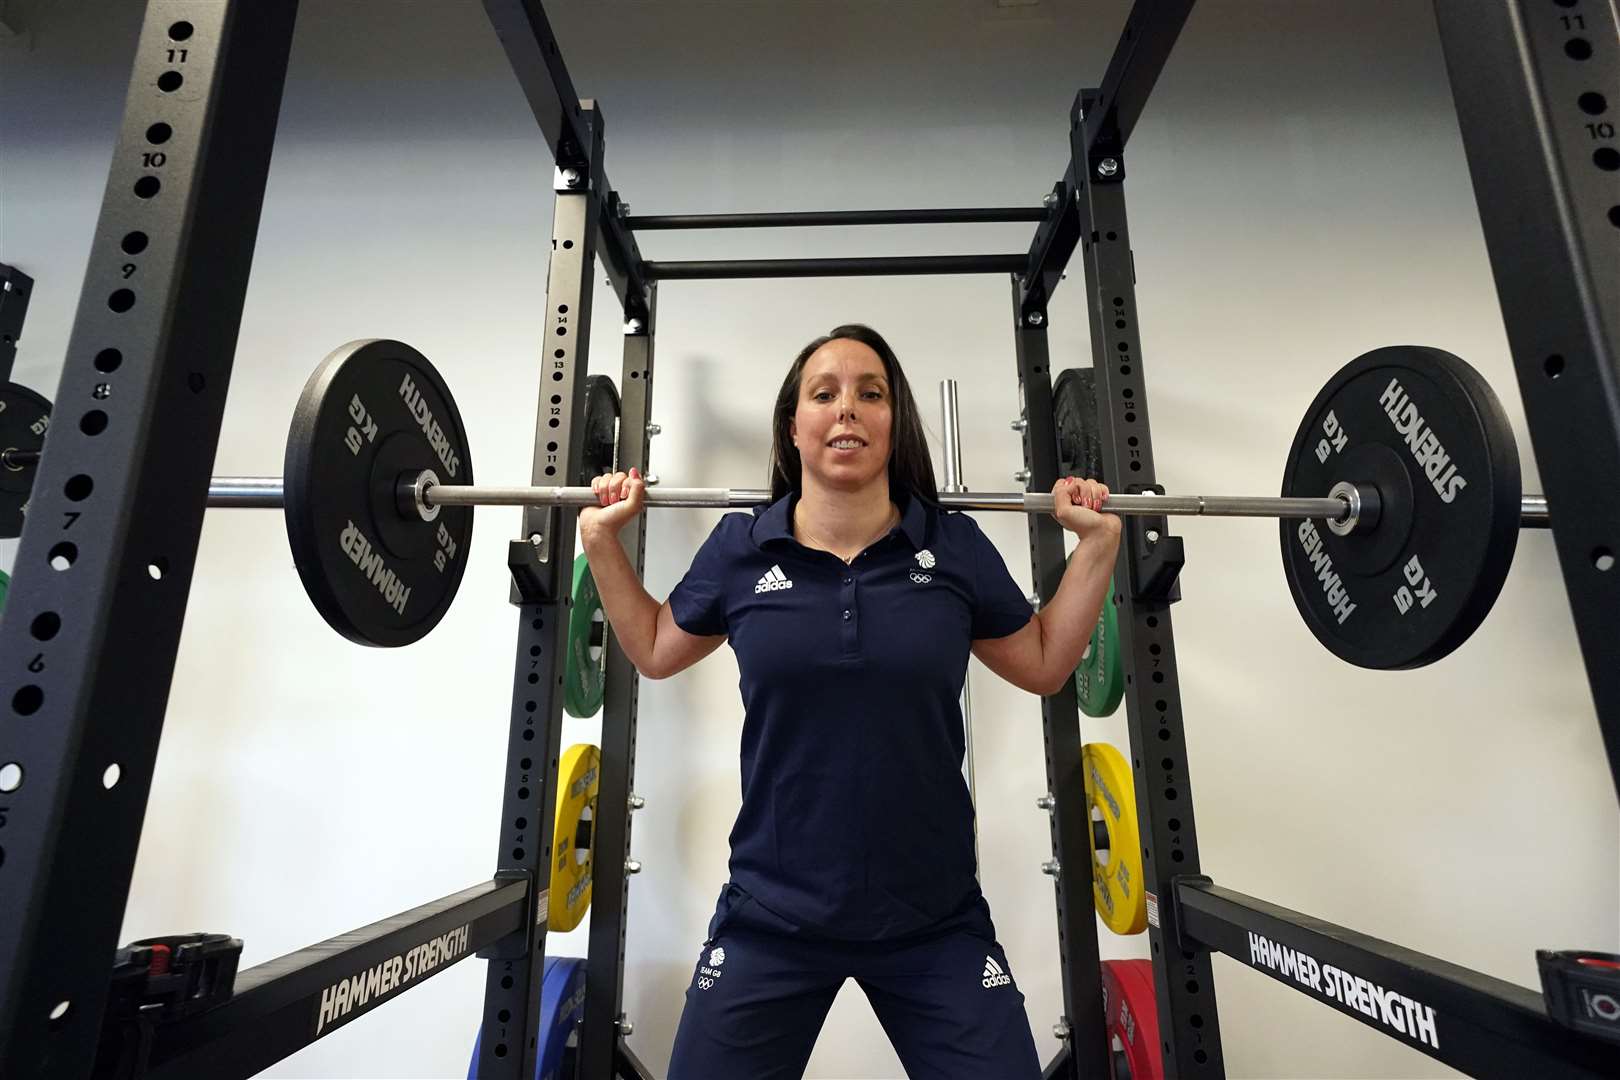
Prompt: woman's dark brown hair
<box><xmin>767</xmin><ymin>324</ymin><xmax>938</xmax><ymax>503</ymax></box>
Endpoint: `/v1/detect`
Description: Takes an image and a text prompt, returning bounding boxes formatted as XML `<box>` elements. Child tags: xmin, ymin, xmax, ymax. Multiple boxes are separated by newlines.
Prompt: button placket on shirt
<box><xmin>839</xmin><ymin>567</ymin><xmax>859</xmax><ymax>655</ymax></box>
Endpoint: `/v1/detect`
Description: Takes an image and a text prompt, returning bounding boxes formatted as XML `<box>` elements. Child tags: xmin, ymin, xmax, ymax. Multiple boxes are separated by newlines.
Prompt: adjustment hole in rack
<box><xmin>553</xmin><ymin>349</ymin><xmax>565</xmax><ymax>360</ymax></box>
<box><xmin>500</xmin><ymin>975</ymin><xmax>514</xmax><ymax>990</ymax></box>
<box><xmin>95</xmin><ymin>348</ymin><xmax>123</xmax><ymax>372</ymax></box>
<box><xmin>1171</xmin><ymin>849</ymin><xmax>1185</xmax><ymax>862</ymax></box>
<box><xmin>188</xmin><ymin>373</ymin><xmax>206</xmax><ymax>394</ymax></box>
<box><xmin>158</xmin><ymin>70</ymin><xmax>184</xmax><ymax>92</ymax></box>
<box><xmin>555</xmin><ymin>326</ymin><xmax>568</xmax><ymax>337</ymax></box>
<box><xmin>1609</xmin><ymin>206</ymin><xmax>1620</xmax><ymax>229</ymax></box>
<box><xmin>527</xmin><ymin>673</ymin><xmax>539</xmax><ymax>684</ymax></box>
<box><xmin>552</xmin><ymin>371</ymin><xmax>564</xmax><ymax>381</ymax></box>
<box><xmin>1169</xmin><ymin>817</ymin><xmax>1181</xmax><ymax>831</ymax></box>
<box><xmin>1125</xmin><ymin>411</ymin><xmax>1137</xmax><ymax>423</ymax></box>
<box><xmin>13</xmin><ymin>686</ymin><xmax>43</xmax><ymax>715</ymax></box>
<box><xmin>1112</xmin><ymin>295</ymin><xmax>1124</xmax><ymax>306</ymax></box>
<box><xmin>1190</xmin><ymin>1013</ymin><xmax>1204</xmax><ymax>1029</ymax></box>
<box><xmin>1544</xmin><ymin>354</ymin><xmax>1565</xmax><ymax>379</ymax></box>
<box><xmin>168</xmin><ymin>20</ymin><xmax>193</xmax><ymax>40</ymax></box>
<box><xmin>512</xmin><ymin>847</ymin><xmax>525</xmax><ymax>860</ymax></box>
<box><xmin>133</xmin><ymin>176</ymin><xmax>161</xmax><ymax>199</ymax></box>
<box><xmin>148</xmin><ymin>558</ymin><xmax>169</xmax><ymax>580</ymax></box>
<box><xmin>0</xmin><ymin>763</ymin><xmax>22</xmax><ymax>793</ymax></box>
<box><xmin>1565</xmin><ymin>37</ymin><xmax>1592</xmax><ymax>61</ymax></box>
<box><xmin>518</xmin><ymin>786</ymin><xmax>530</xmax><ymax>800</ymax></box>
<box><xmin>31</xmin><ymin>612</ymin><xmax>61</xmax><ymax>641</ymax></box>
<box><xmin>1593</xmin><ymin>548</ymin><xmax>1615</xmax><ymax>572</ymax></box>
<box><xmin>64</xmin><ymin>475</ymin><xmax>93</xmax><ymax>501</ymax></box>
<box><xmin>557</xmin><ymin>304</ymin><xmax>569</xmax><ymax>314</ymax></box>
<box><xmin>524</xmin><ymin>700</ymin><xmax>537</xmax><ymax>713</ymax></box>
<box><xmin>120</xmin><ymin>233</ymin><xmax>147</xmax><ymax>256</ymax></box>
<box><xmin>103</xmin><ymin>764</ymin><xmax>122</xmax><ymax>789</ymax></box>
<box><xmin>81</xmin><ymin>411</ymin><xmax>109</xmax><ymax>436</ymax></box>
<box><xmin>1194</xmin><ymin>1050</ymin><xmax>1209</xmax><ymax>1064</ymax></box>
<box><xmin>1146</xmin><ymin>616</ymin><xmax>1159</xmax><ymax>628</ymax></box>
<box><xmin>1579</xmin><ymin>92</ymin><xmax>1608</xmax><ymax>115</ymax></box>
<box><xmin>514</xmin><ymin>816</ymin><xmax>527</xmax><ymax>830</ymax></box>
<box><xmin>498</xmin><ymin>1008</ymin><xmax>512</xmax><ymax>1023</ymax></box>
<box><xmin>562</xmin><ymin>240</ymin><xmax>574</xmax><ymax>249</ymax></box>
<box><xmin>1164</xmin><ymin>787</ymin><xmax>1178</xmax><ymax>801</ymax></box>
<box><xmin>494</xmin><ymin>1043</ymin><xmax>508</xmax><ymax>1058</ymax></box>
<box><xmin>146</xmin><ymin>123</ymin><xmax>172</xmax><ymax>144</ymax></box>
<box><xmin>1186</xmin><ymin>978</ymin><xmax>1201</xmax><ymax>993</ymax></box>
<box><xmin>521</xmin><ymin>729</ymin><xmax>534</xmax><ymax>741</ymax></box>
<box><xmin>520</xmin><ymin>757</ymin><xmax>532</xmax><ymax>769</ymax></box>
<box><xmin>49</xmin><ymin>542</ymin><xmax>78</xmax><ymax>571</ymax></box>
<box><xmin>108</xmin><ymin>290</ymin><xmax>136</xmax><ymax>313</ymax></box>
<box><xmin>1157</xmin><ymin>728</ymin><xmax>1170</xmax><ymax>741</ymax></box>
<box><xmin>1595</xmin><ymin>147</ymin><xmax>1620</xmax><ymax>171</ymax></box>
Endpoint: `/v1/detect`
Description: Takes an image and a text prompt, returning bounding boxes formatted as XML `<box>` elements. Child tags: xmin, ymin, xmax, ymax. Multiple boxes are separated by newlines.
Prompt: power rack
<box><xmin>0</xmin><ymin>1</ymin><xmax>1616</xmax><ymax>1078</ymax></box>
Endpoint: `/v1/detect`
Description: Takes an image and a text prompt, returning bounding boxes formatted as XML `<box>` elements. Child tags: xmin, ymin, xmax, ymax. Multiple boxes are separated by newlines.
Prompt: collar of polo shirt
<box><xmin>750</xmin><ymin>488</ymin><xmax>930</xmax><ymax>551</ymax></box>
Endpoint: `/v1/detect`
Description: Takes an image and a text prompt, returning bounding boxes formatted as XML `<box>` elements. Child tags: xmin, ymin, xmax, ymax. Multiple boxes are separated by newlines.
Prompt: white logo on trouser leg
<box><xmin>697</xmin><ymin>948</ymin><xmax>726</xmax><ymax>991</ymax></box>
<box><xmin>982</xmin><ymin>956</ymin><xmax>1012</xmax><ymax>989</ymax></box>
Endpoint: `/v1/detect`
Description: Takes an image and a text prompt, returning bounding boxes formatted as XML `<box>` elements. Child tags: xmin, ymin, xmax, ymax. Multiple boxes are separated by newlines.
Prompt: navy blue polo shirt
<box><xmin>668</xmin><ymin>489</ymin><xmax>1033</xmax><ymax>940</ymax></box>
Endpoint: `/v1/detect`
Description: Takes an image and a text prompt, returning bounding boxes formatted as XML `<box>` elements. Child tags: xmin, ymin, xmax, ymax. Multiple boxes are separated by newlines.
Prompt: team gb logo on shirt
<box><xmin>911</xmin><ymin>549</ymin><xmax>935</xmax><ymax>584</ymax></box>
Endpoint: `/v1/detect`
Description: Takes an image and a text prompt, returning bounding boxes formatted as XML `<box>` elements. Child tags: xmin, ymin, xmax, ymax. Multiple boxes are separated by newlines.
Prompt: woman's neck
<box><xmin>792</xmin><ymin>479</ymin><xmax>898</xmax><ymax>559</ymax></box>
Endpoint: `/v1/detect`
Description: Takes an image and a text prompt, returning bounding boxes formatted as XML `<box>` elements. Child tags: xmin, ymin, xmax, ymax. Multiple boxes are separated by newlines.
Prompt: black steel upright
<box><xmin>472</xmin><ymin>99</ymin><xmax>606</xmax><ymax>1078</ymax></box>
<box><xmin>1430</xmin><ymin>0</ymin><xmax>1620</xmax><ymax>800</ymax></box>
<box><xmin>1069</xmin><ymin>78</ymin><xmax>1226</xmax><ymax>1075</ymax></box>
<box><xmin>578</xmin><ymin>290</ymin><xmax>658</xmax><ymax>1080</ymax></box>
<box><xmin>1010</xmin><ymin>286</ymin><xmax>1110</xmax><ymax>1080</ymax></box>
<box><xmin>0</xmin><ymin>3</ymin><xmax>299</xmax><ymax>1076</ymax></box>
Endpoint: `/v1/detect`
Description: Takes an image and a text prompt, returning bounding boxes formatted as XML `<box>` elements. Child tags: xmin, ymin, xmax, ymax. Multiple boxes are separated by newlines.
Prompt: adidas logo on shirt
<box><xmin>981</xmin><ymin>955</ymin><xmax>1012</xmax><ymax>989</ymax></box>
<box><xmin>754</xmin><ymin>565</ymin><xmax>794</xmax><ymax>594</ymax></box>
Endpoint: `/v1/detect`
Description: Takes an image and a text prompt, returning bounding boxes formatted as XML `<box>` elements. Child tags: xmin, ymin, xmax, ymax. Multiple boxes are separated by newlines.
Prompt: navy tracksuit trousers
<box><xmin>668</xmin><ymin>885</ymin><xmax>1041</xmax><ymax>1080</ymax></box>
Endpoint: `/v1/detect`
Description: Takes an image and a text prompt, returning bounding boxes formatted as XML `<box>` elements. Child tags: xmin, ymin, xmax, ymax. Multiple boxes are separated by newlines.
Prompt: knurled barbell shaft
<box><xmin>419</xmin><ymin>483</ymin><xmax>1357</xmax><ymax>519</ymax></box>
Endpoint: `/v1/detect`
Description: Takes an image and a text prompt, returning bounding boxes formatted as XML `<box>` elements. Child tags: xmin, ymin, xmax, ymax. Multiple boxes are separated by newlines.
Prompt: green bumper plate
<box><xmin>1076</xmin><ymin>577</ymin><xmax>1124</xmax><ymax>717</ymax></box>
<box><xmin>564</xmin><ymin>554</ymin><xmax>607</xmax><ymax>718</ymax></box>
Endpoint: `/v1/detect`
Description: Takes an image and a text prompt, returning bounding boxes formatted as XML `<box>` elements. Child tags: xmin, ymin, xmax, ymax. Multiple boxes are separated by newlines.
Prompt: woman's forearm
<box><xmin>579</xmin><ymin>525</ymin><xmax>663</xmax><ymax>677</ymax></box>
<box><xmin>1033</xmin><ymin>532</ymin><xmax>1119</xmax><ymax>694</ymax></box>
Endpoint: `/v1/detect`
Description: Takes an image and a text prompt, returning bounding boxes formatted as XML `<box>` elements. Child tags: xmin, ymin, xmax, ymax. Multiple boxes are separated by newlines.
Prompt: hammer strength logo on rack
<box><xmin>1246</xmin><ymin>931</ymin><xmax>1439</xmax><ymax>1050</ymax></box>
<box><xmin>314</xmin><ymin>924</ymin><xmax>470</xmax><ymax>1037</ymax></box>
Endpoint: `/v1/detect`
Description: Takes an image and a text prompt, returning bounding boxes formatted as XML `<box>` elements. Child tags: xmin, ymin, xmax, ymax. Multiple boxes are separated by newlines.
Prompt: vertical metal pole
<box><xmin>1010</xmin><ymin>286</ymin><xmax>1110</xmax><ymax>1080</ymax></box>
<box><xmin>0</xmin><ymin>4</ymin><xmax>298</xmax><ymax>1075</ymax></box>
<box><xmin>476</xmin><ymin>110</ymin><xmax>604</xmax><ymax>1080</ymax></box>
<box><xmin>1430</xmin><ymin>0</ymin><xmax>1620</xmax><ymax>800</ymax></box>
<box><xmin>579</xmin><ymin>288</ymin><xmax>657</xmax><ymax>1080</ymax></box>
<box><xmin>938</xmin><ymin>380</ymin><xmax>980</xmax><ymax>873</ymax></box>
<box><xmin>1069</xmin><ymin>100</ymin><xmax>1225</xmax><ymax>1075</ymax></box>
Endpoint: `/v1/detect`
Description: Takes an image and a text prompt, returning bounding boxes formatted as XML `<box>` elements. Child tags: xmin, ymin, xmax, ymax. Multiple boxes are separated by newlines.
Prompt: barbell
<box><xmin>0</xmin><ymin>338</ymin><xmax>1547</xmax><ymax>669</ymax></box>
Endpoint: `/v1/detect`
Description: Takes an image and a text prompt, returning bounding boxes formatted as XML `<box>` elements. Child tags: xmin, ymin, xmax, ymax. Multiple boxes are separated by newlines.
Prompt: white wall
<box><xmin>2</xmin><ymin>1</ymin><xmax>1615</xmax><ymax>1078</ymax></box>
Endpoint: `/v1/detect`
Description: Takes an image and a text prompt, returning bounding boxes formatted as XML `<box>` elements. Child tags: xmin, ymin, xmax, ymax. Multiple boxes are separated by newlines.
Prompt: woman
<box><xmin>580</xmin><ymin>324</ymin><xmax>1118</xmax><ymax>1079</ymax></box>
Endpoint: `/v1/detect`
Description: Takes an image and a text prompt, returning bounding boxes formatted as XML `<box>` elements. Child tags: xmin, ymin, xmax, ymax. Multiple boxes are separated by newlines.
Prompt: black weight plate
<box><xmin>0</xmin><ymin>382</ymin><xmax>50</xmax><ymax>539</ymax></box>
<box><xmin>1053</xmin><ymin>368</ymin><xmax>1105</xmax><ymax>482</ymax></box>
<box><xmin>1280</xmin><ymin>345</ymin><xmax>1521</xmax><ymax>669</ymax></box>
<box><xmin>579</xmin><ymin>374</ymin><xmax>619</xmax><ymax>484</ymax></box>
<box><xmin>284</xmin><ymin>340</ymin><xmax>474</xmax><ymax>647</ymax></box>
